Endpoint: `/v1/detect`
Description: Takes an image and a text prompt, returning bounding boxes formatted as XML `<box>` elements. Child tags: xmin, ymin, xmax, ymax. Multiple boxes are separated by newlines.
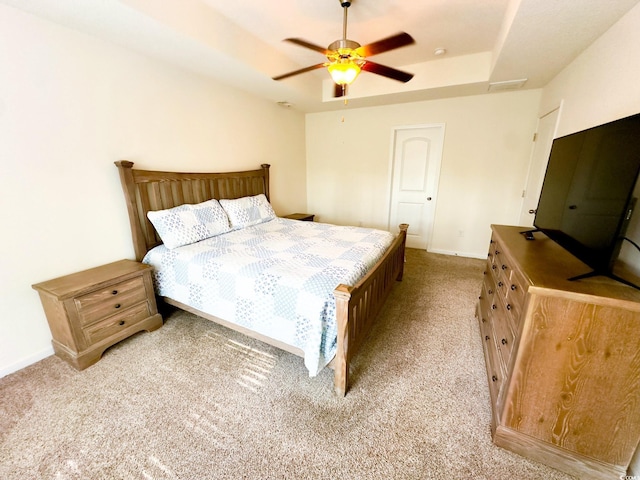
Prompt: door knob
<box><xmin>528</xmin><ymin>209</ymin><xmax>536</xmax><ymax>214</ymax></box>
<box><xmin>426</xmin><ymin>197</ymin><xmax>432</xmax><ymax>201</ymax></box>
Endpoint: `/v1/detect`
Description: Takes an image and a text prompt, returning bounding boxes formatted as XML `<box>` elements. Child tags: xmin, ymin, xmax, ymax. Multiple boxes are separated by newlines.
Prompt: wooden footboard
<box><xmin>333</xmin><ymin>223</ymin><xmax>408</xmax><ymax>396</ymax></box>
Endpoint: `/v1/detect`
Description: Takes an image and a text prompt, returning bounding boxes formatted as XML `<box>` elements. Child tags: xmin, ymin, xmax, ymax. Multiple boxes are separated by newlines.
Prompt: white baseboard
<box><xmin>0</xmin><ymin>346</ymin><xmax>54</xmax><ymax>379</ymax></box>
<box><xmin>428</xmin><ymin>248</ymin><xmax>487</xmax><ymax>260</ymax></box>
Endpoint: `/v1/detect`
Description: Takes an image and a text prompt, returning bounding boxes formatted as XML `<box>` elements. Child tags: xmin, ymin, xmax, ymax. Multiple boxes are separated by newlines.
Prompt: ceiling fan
<box><xmin>272</xmin><ymin>1</ymin><xmax>415</xmax><ymax>97</ymax></box>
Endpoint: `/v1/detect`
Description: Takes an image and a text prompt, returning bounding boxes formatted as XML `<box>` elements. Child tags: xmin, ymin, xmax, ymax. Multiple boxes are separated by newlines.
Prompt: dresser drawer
<box><xmin>479</xmin><ymin>280</ymin><xmax>494</xmax><ymax>331</ymax></box>
<box><xmin>83</xmin><ymin>302</ymin><xmax>151</xmax><ymax>344</ymax></box>
<box><xmin>495</xmin><ymin>257</ymin><xmax>513</xmax><ymax>293</ymax></box>
<box><xmin>492</xmin><ymin>296</ymin><xmax>515</xmax><ymax>363</ymax></box>
<box><xmin>482</xmin><ymin>326</ymin><xmax>504</xmax><ymax>405</ymax></box>
<box><xmin>487</xmin><ymin>237</ymin><xmax>498</xmax><ymax>264</ymax></box>
<box><xmin>488</xmin><ymin>241</ymin><xmax>503</xmax><ymax>278</ymax></box>
<box><xmin>507</xmin><ymin>270</ymin><xmax>526</xmax><ymax>321</ymax></box>
<box><xmin>75</xmin><ymin>276</ymin><xmax>148</xmax><ymax>326</ymax></box>
<box><xmin>480</xmin><ymin>267</ymin><xmax>496</xmax><ymax>307</ymax></box>
<box><xmin>507</xmin><ymin>268</ymin><xmax>526</xmax><ymax>304</ymax></box>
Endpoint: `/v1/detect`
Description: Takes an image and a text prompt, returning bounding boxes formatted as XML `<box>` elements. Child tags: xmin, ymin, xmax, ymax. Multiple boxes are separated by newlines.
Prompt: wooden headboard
<box><xmin>115</xmin><ymin>161</ymin><xmax>271</xmax><ymax>261</ymax></box>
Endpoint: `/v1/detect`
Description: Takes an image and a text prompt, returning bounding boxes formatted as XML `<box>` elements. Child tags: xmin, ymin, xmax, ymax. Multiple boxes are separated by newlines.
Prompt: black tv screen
<box><xmin>534</xmin><ymin>112</ymin><xmax>640</xmax><ymax>276</ymax></box>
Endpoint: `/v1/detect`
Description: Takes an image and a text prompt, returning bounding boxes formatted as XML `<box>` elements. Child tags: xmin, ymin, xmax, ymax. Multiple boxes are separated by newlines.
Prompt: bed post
<box><xmin>332</xmin><ymin>223</ymin><xmax>409</xmax><ymax>396</ymax></box>
<box><xmin>115</xmin><ymin>160</ymin><xmax>147</xmax><ymax>262</ymax></box>
<box><xmin>397</xmin><ymin>223</ymin><xmax>409</xmax><ymax>281</ymax></box>
<box><xmin>333</xmin><ymin>284</ymin><xmax>352</xmax><ymax>397</ymax></box>
<box><xmin>261</xmin><ymin>164</ymin><xmax>271</xmax><ymax>201</ymax></box>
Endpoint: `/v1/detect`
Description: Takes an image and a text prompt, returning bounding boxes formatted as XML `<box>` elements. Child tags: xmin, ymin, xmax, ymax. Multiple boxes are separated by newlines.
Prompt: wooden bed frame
<box><xmin>115</xmin><ymin>160</ymin><xmax>408</xmax><ymax>395</ymax></box>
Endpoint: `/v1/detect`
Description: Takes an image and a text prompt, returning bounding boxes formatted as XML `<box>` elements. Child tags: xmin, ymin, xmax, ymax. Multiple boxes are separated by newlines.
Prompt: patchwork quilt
<box><xmin>143</xmin><ymin>218</ymin><xmax>395</xmax><ymax>376</ymax></box>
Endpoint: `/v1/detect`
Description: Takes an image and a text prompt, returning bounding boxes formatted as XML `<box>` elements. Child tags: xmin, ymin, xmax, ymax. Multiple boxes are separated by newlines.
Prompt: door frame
<box><xmin>518</xmin><ymin>102</ymin><xmax>563</xmax><ymax>226</ymax></box>
<box><xmin>386</xmin><ymin>123</ymin><xmax>445</xmax><ymax>250</ymax></box>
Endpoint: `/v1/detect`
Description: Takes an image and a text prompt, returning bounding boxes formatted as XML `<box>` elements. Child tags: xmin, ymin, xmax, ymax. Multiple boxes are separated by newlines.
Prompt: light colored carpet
<box><xmin>0</xmin><ymin>249</ymin><xmax>575</xmax><ymax>479</ymax></box>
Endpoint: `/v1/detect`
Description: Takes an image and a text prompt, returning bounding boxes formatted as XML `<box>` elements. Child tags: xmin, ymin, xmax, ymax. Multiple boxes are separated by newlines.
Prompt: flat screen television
<box><xmin>530</xmin><ymin>112</ymin><xmax>640</xmax><ymax>287</ymax></box>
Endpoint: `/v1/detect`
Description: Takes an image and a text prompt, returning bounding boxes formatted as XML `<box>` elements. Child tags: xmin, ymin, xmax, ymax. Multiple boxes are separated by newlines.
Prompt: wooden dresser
<box><xmin>33</xmin><ymin>259</ymin><xmax>163</xmax><ymax>370</ymax></box>
<box><xmin>477</xmin><ymin>225</ymin><xmax>640</xmax><ymax>479</ymax></box>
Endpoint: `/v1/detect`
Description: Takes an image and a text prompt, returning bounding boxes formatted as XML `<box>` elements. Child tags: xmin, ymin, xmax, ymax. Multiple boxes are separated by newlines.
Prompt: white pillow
<box><xmin>219</xmin><ymin>194</ymin><xmax>276</xmax><ymax>230</ymax></box>
<box><xmin>147</xmin><ymin>199</ymin><xmax>231</xmax><ymax>249</ymax></box>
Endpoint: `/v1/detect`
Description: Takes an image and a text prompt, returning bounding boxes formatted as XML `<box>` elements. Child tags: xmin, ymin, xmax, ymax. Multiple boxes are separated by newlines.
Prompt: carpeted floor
<box><xmin>0</xmin><ymin>249</ymin><xmax>575</xmax><ymax>479</ymax></box>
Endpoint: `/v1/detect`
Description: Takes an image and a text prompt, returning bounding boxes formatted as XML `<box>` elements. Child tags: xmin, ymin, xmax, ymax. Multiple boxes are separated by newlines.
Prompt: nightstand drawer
<box><xmin>83</xmin><ymin>302</ymin><xmax>151</xmax><ymax>344</ymax></box>
<box><xmin>75</xmin><ymin>277</ymin><xmax>147</xmax><ymax>326</ymax></box>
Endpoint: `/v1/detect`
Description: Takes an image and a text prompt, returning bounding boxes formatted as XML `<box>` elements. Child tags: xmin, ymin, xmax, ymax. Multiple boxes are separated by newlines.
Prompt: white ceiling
<box><xmin>3</xmin><ymin>0</ymin><xmax>639</xmax><ymax>112</ymax></box>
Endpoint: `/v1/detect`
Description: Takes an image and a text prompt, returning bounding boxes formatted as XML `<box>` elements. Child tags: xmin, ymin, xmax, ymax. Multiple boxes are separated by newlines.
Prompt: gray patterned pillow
<box><xmin>219</xmin><ymin>194</ymin><xmax>276</xmax><ymax>230</ymax></box>
<box><xmin>147</xmin><ymin>199</ymin><xmax>231</xmax><ymax>249</ymax></box>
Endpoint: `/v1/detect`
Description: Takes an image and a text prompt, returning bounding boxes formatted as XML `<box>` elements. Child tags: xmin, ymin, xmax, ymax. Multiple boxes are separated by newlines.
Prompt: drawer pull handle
<box><xmin>506</xmin><ymin>304</ymin><xmax>512</xmax><ymax>311</ymax></box>
<box><xmin>485</xmin><ymin>335</ymin><xmax>490</xmax><ymax>341</ymax></box>
<box><xmin>488</xmin><ymin>289</ymin><xmax>493</xmax><ymax>295</ymax></box>
<box><xmin>501</xmin><ymin>264</ymin><xmax>507</xmax><ymax>270</ymax></box>
<box><xmin>492</xmin><ymin>304</ymin><xmax>497</xmax><ymax>310</ymax></box>
<box><xmin>119</xmin><ymin>320</ymin><xmax>125</xmax><ymax>326</ymax></box>
<box><xmin>511</xmin><ymin>284</ymin><xmax>517</xmax><ymax>291</ymax></box>
<box><xmin>481</xmin><ymin>318</ymin><xmax>486</xmax><ymax>323</ymax></box>
<box><xmin>495</xmin><ymin>250</ymin><xmax>500</xmax><ymax>255</ymax></box>
<box><xmin>112</xmin><ymin>290</ymin><xmax>118</xmax><ymax>295</ymax></box>
<box><xmin>114</xmin><ymin>304</ymin><xmax>121</xmax><ymax>309</ymax></box>
<box><xmin>497</xmin><ymin>281</ymin><xmax>503</xmax><ymax>287</ymax></box>
<box><xmin>492</xmin><ymin>375</ymin><xmax>498</xmax><ymax>382</ymax></box>
<box><xmin>502</xmin><ymin>338</ymin><xmax>508</xmax><ymax>345</ymax></box>
<box><xmin>492</xmin><ymin>265</ymin><xmax>497</xmax><ymax>270</ymax></box>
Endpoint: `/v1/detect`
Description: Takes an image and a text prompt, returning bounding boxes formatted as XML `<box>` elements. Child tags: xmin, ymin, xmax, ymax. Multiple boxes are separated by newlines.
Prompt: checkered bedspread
<box><xmin>143</xmin><ymin>218</ymin><xmax>394</xmax><ymax>375</ymax></box>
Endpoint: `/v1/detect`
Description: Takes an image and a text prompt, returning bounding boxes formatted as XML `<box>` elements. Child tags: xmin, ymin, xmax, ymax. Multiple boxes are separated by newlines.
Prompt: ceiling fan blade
<box><xmin>356</xmin><ymin>32</ymin><xmax>415</xmax><ymax>57</ymax></box>
<box><xmin>361</xmin><ymin>61</ymin><xmax>414</xmax><ymax>83</ymax></box>
<box><xmin>273</xmin><ymin>63</ymin><xmax>326</xmax><ymax>81</ymax></box>
<box><xmin>284</xmin><ymin>38</ymin><xmax>329</xmax><ymax>55</ymax></box>
<box><xmin>334</xmin><ymin>83</ymin><xmax>348</xmax><ymax>98</ymax></box>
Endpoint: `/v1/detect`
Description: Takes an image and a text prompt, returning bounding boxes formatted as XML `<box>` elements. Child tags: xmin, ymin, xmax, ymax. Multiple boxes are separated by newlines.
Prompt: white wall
<box><xmin>540</xmin><ymin>4</ymin><xmax>640</xmax><ymax>138</ymax></box>
<box><xmin>0</xmin><ymin>4</ymin><xmax>307</xmax><ymax>377</ymax></box>
<box><xmin>305</xmin><ymin>90</ymin><xmax>542</xmax><ymax>258</ymax></box>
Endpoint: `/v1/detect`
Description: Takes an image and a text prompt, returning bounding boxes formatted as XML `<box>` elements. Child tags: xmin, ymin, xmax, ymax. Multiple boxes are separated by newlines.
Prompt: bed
<box><xmin>115</xmin><ymin>161</ymin><xmax>408</xmax><ymax>395</ymax></box>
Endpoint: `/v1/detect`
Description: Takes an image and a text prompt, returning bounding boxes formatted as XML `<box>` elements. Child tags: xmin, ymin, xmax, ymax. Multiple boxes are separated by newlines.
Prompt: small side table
<box><xmin>32</xmin><ymin>259</ymin><xmax>163</xmax><ymax>370</ymax></box>
<box><xmin>283</xmin><ymin>213</ymin><xmax>315</xmax><ymax>222</ymax></box>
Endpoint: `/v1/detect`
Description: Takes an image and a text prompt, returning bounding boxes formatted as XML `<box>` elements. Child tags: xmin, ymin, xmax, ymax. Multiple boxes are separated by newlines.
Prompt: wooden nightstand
<box><xmin>32</xmin><ymin>259</ymin><xmax>162</xmax><ymax>370</ymax></box>
<box><xmin>283</xmin><ymin>213</ymin><xmax>315</xmax><ymax>222</ymax></box>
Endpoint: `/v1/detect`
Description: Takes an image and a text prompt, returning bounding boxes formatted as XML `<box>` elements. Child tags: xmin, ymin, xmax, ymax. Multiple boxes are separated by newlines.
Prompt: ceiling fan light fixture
<box><xmin>272</xmin><ymin>2</ymin><xmax>415</xmax><ymax>92</ymax></box>
<box><xmin>327</xmin><ymin>60</ymin><xmax>361</xmax><ymax>85</ymax></box>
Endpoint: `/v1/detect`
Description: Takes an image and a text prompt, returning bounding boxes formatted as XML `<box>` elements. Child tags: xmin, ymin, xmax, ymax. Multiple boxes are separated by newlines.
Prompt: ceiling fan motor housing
<box><xmin>327</xmin><ymin>39</ymin><xmax>362</xmax><ymax>60</ymax></box>
<box><xmin>328</xmin><ymin>39</ymin><xmax>360</xmax><ymax>51</ymax></box>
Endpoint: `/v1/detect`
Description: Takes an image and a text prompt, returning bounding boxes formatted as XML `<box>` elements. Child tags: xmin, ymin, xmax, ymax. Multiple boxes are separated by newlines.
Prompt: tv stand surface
<box><xmin>477</xmin><ymin>225</ymin><xmax>640</xmax><ymax>479</ymax></box>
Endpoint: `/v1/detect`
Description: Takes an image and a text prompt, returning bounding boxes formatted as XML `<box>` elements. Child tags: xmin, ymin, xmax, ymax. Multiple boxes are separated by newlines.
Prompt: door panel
<box><xmin>389</xmin><ymin>125</ymin><xmax>444</xmax><ymax>250</ymax></box>
<box><xmin>396</xmin><ymin>202</ymin><xmax>425</xmax><ymax>237</ymax></box>
<box><xmin>519</xmin><ymin>107</ymin><xmax>560</xmax><ymax>226</ymax></box>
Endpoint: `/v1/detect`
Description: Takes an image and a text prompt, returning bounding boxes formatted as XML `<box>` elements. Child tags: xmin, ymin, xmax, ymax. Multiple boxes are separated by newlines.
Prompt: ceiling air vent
<box><xmin>488</xmin><ymin>79</ymin><xmax>528</xmax><ymax>92</ymax></box>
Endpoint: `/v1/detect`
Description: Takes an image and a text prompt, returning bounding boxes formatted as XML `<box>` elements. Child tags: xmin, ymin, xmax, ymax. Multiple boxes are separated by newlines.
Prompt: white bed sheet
<box><xmin>143</xmin><ymin>218</ymin><xmax>395</xmax><ymax>376</ymax></box>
